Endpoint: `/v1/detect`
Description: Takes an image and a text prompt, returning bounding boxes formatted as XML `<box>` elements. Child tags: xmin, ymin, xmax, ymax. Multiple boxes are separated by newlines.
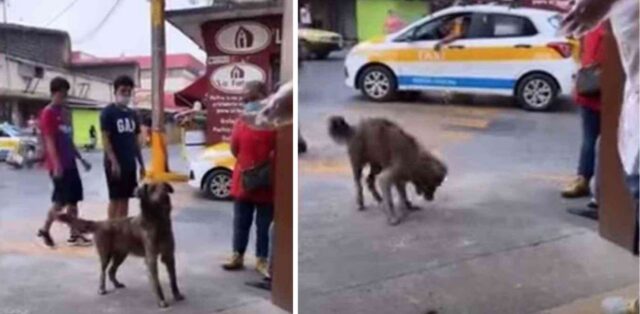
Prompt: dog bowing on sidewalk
<box><xmin>57</xmin><ymin>182</ymin><xmax>184</xmax><ymax>308</ymax></box>
<box><xmin>329</xmin><ymin>116</ymin><xmax>448</xmax><ymax>225</ymax></box>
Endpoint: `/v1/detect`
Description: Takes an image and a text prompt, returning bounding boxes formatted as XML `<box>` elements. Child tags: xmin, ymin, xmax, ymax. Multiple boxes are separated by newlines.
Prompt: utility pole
<box><xmin>148</xmin><ymin>0</ymin><xmax>186</xmax><ymax>181</ymax></box>
<box><xmin>1</xmin><ymin>0</ymin><xmax>7</xmax><ymax>23</ymax></box>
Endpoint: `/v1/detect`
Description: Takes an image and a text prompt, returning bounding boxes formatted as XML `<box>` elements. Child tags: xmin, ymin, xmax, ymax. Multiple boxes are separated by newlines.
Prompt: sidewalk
<box><xmin>541</xmin><ymin>285</ymin><xmax>638</xmax><ymax>314</ymax></box>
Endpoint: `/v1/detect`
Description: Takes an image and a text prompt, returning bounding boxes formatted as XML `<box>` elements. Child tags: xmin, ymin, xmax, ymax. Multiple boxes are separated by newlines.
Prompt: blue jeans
<box><xmin>578</xmin><ymin>106</ymin><xmax>601</xmax><ymax>180</ymax></box>
<box><xmin>233</xmin><ymin>201</ymin><xmax>274</xmax><ymax>258</ymax></box>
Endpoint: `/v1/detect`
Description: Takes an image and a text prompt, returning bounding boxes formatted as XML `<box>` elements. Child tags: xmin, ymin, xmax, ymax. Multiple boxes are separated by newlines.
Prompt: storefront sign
<box><xmin>200</xmin><ymin>14</ymin><xmax>282</xmax><ymax>144</ymax></box>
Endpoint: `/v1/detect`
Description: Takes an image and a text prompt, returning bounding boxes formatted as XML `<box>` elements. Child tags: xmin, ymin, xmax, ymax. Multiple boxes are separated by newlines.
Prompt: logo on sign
<box><xmin>215</xmin><ymin>22</ymin><xmax>271</xmax><ymax>54</ymax></box>
<box><xmin>210</xmin><ymin>63</ymin><xmax>266</xmax><ymax>94</ymax></box>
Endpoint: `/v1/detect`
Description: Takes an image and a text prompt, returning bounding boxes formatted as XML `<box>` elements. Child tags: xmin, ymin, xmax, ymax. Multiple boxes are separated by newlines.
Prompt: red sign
<box><xmin>200</xmin><ymin>14</ymin><xmax>282</xmax><ymax>144</ymax></box>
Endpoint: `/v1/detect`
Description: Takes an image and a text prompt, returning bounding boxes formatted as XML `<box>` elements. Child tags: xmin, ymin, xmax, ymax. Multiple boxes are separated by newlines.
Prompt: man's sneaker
<box><xmin>562</xmin><ymin>176</ymin><xmax>590</xmax><ymax>198</ymax></box>
<box><xmin>37</xmin><ymin>229</ymin><xmax>55</xmax><ymax>248</ymax></box>
<box><xmin>256</xmin><ymin>257</ymin><xmax>270</xmax><ymax>279</ymax></box>
<box><xmin>67</xmin><ymin>235</ymin><xmax>92</xmax><ymax>247</ymax></box>
<box><xmin>222</xmin><ymin>252</ymin><xmax>244</xmax><ymax>271</ymax></box>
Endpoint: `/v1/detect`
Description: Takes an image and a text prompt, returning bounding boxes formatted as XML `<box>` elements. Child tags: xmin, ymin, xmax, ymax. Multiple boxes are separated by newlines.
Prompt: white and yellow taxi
<box><xmin>184</xmin><ymin>130</ymin><xmax>236</xmax><ymax>200</ymax></box>
<box><xmin>345</xmin><ymin>4</ymin><xmax>578</xmax><ymax>111</ymax></box>
<box><xmin>0</xmin><ymin>123</ymin><xmax>29</xmax><ymax>161</ymax></box>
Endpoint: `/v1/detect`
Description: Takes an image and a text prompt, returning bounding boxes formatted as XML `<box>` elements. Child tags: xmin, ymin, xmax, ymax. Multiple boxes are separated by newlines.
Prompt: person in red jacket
<box><xmin>562</xmin><ymin>24</ymin><xmax>605</xmax><ymax>200</ymax></box>
<box><xmin>222</xmin><ymin>82</ymin><xmax>277</xmax><ymax>279</ymax></box>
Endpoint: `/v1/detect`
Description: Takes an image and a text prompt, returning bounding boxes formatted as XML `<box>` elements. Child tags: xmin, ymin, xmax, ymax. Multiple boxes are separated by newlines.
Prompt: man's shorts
<box><xmin>105</xmin><ymin>162</ymin><xmax>137</xmax><ymax>200</ymax></box>
<box><xmin>51</xmin><ymin>168</ymin><xmax>83</xmax><ymax>205</ymax></box>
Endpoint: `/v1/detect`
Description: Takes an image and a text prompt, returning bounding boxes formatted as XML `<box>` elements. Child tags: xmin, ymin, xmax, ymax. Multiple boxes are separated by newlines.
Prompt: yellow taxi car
<box><xmin>345</xmin><ymin>4</ymin><xmax>579</xmax><ymax>111</ymax></box>
<box><xmin>187</xmin><ymin>140</ymin><xmax>236</xmax><ymax>200</ymax></box>
<box><xmin>0</xmin><ymin>123</ymin><xmax>29</xmax><ymax>161</ymax></box>
<box><xmin>299</xmin><ymin>27</ymin><xmax>344</xmax><ymax>60</ymax></box>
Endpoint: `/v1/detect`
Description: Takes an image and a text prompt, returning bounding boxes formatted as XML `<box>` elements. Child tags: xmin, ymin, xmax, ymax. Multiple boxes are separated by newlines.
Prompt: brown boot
<box><xmin>222</xmin><ymin>252</ymin><xmax>244</xmax><ymax>271</ymax></box>
<box><xmin>256</xmin><ymin>257</ymin><xmax>270</xmax><ymax>279</ymax></box>
<box><xmin>561</xmin><ymin>176</ymin><xmax>590</xmax><ymax>198</ymax></box>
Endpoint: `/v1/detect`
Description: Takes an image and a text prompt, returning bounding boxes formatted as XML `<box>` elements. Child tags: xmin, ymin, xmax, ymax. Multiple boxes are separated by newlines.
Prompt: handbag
<box><xmin>576</xmin><ymin>64</ymin><xmax>601</xmax><ymax>97</ymax></box>
<box><xmin>242</xmin><ymin>161</ymin><xmax>272</xmax><ymax>192</ymax></box>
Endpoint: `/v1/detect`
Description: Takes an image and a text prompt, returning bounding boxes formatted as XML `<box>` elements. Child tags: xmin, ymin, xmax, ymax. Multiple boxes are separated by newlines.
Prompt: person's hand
<box><xmin>81</xmin><ymin>159</ymin><xmax>92</xmax><ymax>172</ymax></box>
<box><xmin>139</xmin><ymin>167</ymin><xmax>146</xmax><ymax>180</ymax></box>
<box><xmin>561</xmin><ymin>0</ymin><xmax>616</xmax><ymax>37</ymax></box>
<box><xmin>110</xmin><ymin>160</ymin><xmax>121</xmax><ymax>179</ymax></box>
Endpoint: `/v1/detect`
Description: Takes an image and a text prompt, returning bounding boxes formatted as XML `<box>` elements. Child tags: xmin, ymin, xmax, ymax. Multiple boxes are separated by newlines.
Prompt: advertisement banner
<box><xmin>200</xmin><ymin>14</ymin><xmax>282</xmax><ymax>144</ymax></box>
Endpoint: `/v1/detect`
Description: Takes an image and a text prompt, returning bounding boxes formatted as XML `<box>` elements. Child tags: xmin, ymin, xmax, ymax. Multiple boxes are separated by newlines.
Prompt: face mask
<box><xmin>244</xmin><ymin>101</ymin><xmax>262</xmax><ymax>114</ymax></box>
<box><xmin>116</xmin><ymin>95</ymin><xmax>131</xmax><ymax>105</ymax></box>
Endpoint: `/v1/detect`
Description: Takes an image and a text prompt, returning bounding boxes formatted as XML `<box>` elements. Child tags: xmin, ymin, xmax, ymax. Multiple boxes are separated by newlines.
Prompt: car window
<box><xmin>490</xmin><ymin>14</ymin><xmax>537</xmax><ymax>38</ymax></box>
<box><xmin>395</xmin><ymin>13</ymin><xmax>471</xmax><ymax>42</ymax></box>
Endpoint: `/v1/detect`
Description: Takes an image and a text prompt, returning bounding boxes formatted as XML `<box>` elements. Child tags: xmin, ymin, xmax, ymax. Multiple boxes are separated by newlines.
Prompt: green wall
<box><xmin>356</xmin><ymin>0</ymin><xmax>429</xmax><ymax>42</ymax></box>
<box><xmin>71</xmin><ymin>108</ymin><xmax>102</xmax><ymax>148</ymax></box>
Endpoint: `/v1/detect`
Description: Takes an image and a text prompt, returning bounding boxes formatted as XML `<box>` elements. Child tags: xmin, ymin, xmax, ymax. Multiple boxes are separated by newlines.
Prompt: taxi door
<box><xmin>0</xmin><ymin>129</ymin><xmax>18</xmax><ymax>160</ymax></box>
<box><xmin>442</xmin><ymin>13</ymin><xmax>543</xmax><ymax>95</ymax></box>
<box><xmin>392</xmin><ymin>12</ymin><xmax>473</xmax><ymax>92</ymax></box>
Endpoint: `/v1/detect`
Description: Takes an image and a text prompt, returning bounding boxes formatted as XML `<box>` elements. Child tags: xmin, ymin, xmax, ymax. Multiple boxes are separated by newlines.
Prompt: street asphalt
<box><xmin>298</xmin><ymin>52</ymin><xmax>638</xmax><ymax>314</ymax></box>
<box><xmin>0</xmin><ymin>147</ymin><xmax>286</xmax><ymax>314</ymax></box>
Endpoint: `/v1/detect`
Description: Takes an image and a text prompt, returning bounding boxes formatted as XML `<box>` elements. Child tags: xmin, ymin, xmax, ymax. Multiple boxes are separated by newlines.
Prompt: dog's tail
<box><xmin>328</xmin><ymin>116</ymin><xmax>354</xmax><ymax>144</ymax></box>
<box><xmin>57</xmin><ymin>213</ymin><xmax>99</xmax><ymax>234</ymax></box>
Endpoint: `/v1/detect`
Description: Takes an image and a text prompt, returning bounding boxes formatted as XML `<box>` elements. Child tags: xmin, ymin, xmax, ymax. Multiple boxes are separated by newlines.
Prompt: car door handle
<box><xmin>448</xmin><ymin>45</ymin><xmax>465</xmax><ymax>49</ymax></box>
<box><xmin>514</xmin><ymin>44</ymin><xmax>532</xmax><ymax>48</ymax></box>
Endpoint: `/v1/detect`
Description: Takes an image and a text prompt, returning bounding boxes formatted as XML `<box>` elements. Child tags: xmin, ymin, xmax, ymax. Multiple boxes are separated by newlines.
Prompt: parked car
<box><xmin>299</xmin><ymin>28</ymin><xmax>344</xmax><ymax>60</ymax></box>
<box><xmin>188</xmin><ymin>142</ymin><xmax>236</xmax><ymax>200</ymax></box>
<box><xmin>344</xmin><ymin>4</ymin><xmax>579</xmax><ymax>111</ymax></box>
<box><xmin>0</xmin><ymin>123</ymin><xmax>39</xmax><ymax>162</ymax></box>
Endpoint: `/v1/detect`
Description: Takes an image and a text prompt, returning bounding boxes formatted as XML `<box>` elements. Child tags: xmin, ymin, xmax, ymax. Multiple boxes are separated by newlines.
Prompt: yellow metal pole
<box><xmin>148</xmin><ymin>0</ymin><xmax>187</xmax><ymax>182</ymax></box>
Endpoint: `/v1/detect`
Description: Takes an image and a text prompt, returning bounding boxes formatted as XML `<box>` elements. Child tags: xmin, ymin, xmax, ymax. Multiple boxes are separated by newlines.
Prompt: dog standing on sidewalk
<box><xmin>329</xmin><ymin>116</ymin><xmax>448</xmax><ymax>225</ymax></box>
<box><xmin>58</xmin><ymin>182</ymin><xmax>184</xmax><ymax>308</ymax></box>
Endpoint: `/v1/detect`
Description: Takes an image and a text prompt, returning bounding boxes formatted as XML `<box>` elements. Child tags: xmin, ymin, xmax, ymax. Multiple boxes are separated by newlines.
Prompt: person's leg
<box><xmin>223</xmin><ymin>201</ymin><xmax>254</xmax><ymax>270</ymax></box>
<box><xmin>107</xmin><ymin>201</ymin><xmax>117</xmax><ymax>220</ymax></box>
<box><xmin>38</xmin><ymin>202</ymin><xmax>63</xmax><ymax>247</ymax></box>
<box><xmin>255</xmin><ymin>203</ymin><xmax>274</xmax><ymax>259</ymax></box>
<box><xmin>578</xmin><ymin>107</ymin><xmax>601</xmax><ymax>181</ymax></box>
<box><xmin>254</xmin><ymin>203</ymin><xmax>274</xmax><ymax>277</ymax></box>
<box><xmin>565</xmin><ymin>106</ymin><xmax>600</xmax><ymax>198</ymax></box>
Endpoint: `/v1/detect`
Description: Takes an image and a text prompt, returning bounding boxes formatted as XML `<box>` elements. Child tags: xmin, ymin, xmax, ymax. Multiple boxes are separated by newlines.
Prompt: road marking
<box><xmin>526</xmin><ymin>173</ymin><xmax>574</xmax><ymax>184</ymax></box>
<box><xmin>0</xmin><ymin>240</ymin><xmax>94</xmax><ymax>258</ymax></box>
<box><xmin>444</xmin><ymin>117</ymin><xmax>491</xmax><ymax>130</ymax></box>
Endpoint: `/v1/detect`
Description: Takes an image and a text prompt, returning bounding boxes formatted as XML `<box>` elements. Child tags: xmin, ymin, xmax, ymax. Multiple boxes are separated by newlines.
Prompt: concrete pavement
<box><xmin>0</xmin><ymin>147</ymin><xmax>286</xmax><ymax>314</ymax></box>
<box><xmin>298</xmin><ymin>54</ymin><xmax>638</xmax><ymax>313</ymax></box>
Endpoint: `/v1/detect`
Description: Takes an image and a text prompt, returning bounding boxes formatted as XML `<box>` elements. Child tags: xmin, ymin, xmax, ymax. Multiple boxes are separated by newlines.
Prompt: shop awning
<box><xmin>174</xmin><ymin>75</ymin><xmax>210</xmax><ymax>108</ymax></box>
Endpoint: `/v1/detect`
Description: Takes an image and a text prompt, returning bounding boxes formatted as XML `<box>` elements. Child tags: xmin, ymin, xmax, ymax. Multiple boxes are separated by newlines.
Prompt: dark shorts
<box><xmin>51</xmin><ymin>168</ymin><xmax>83</xmax><ymax>205</ymax></box>
<box><xmin>105</xmin><ymin>162</ymin><xmax>137</xmax><ymax>200</ymax></box>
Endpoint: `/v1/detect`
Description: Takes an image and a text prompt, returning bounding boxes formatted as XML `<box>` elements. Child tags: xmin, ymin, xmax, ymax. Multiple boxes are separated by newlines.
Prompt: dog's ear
<box><xmin>134</xmin><ymin>184</ymin><xmax>147</xmax><ymax>199</ymax></box>
<box><xmin>163</xmin><ymin>182</ymin><xmax>174</xmax><ymax>194</ymax></box>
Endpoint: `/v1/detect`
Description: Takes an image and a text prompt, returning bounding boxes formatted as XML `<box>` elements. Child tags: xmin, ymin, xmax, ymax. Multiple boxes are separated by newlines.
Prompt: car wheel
<box><xmin>204</xmin><ymin>169</ymin><xmax>232</xmax><ymax>200</ymax></box>
<box><xmin>358</xmin><ymin>65</ymin><xmax>397</xmax><ymax>101</ymax></box>
<box><xmin>516</xmin><ymin>74</ymin><xmax>558</xmax><ymax>111</ymax></box>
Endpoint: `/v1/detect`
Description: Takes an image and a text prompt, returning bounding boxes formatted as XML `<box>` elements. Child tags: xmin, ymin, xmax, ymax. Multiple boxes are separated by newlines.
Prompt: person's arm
<box><xmin>435</xmin><ymin>19</ymin><xmax>464</xmax><ymax>51</ymax></box>
<box><xmin>562</xmin><ymin>0</ymin><xmax>619</xmax><ymax>36</ymax></box>
<box><xmin>100</xmin><ymin>109</ymin><xmax>120</xmax><ymax>177</ymax></box>
<box><xmin>41</xmin><ymin>111</ymin><xmax>62</xmax><ymax>177</ymax></box>
<box><xmin>134</xmin><ymin>113</ymin><xmax>146</xmax><ymax>177</ymax></box>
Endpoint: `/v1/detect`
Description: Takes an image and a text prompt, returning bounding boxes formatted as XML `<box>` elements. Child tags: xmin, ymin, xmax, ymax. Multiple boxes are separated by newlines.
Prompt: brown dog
<box><xmin>329</xmin><ymin>116</ymin><xmax>448</xmax><ymax>225</ymax></box>
<box><xmin>58</xmin><ymin>182</ymin><xmax>184</xmax><ymax>308</ymax></box>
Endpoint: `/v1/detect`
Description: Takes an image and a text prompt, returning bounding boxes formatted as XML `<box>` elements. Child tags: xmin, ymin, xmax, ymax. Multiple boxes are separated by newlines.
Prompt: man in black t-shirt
<box><xmin>101</xmin><ymin>75</ymin><xmax>145</xmax><ymax>219</ymax></box>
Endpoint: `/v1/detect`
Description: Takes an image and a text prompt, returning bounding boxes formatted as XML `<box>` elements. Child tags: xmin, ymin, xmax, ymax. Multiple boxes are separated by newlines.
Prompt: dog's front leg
<box><xmin>379</xmin><ymin>169</ymin><xmax>400</xmax><ymax>225</ymax></box>
<box><xmin>162</xmin><ymin>253</ymin><xmax>185</xmax><ymax>302</ymax></box>
<box><xmin>145</xmin><ymin>251</ymin><xmax>168</xmax><ymax>308</ymax></box>
<box><xmin>397</xmin><ymin>182</ymin><xmax>419</xmax><ymax>211</ymax></box>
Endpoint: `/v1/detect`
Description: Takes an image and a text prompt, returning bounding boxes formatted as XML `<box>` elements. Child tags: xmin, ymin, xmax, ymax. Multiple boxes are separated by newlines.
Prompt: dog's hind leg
<box><xmin>366</xmin><ymin>164</ymin><xmax>383</xmax><ymax>204</ymax></box>
<box><xmin>108</xmin><ymin>253</ymin><xmax>127</xmax><ymax>289</ymax></box>
<box><xmin>98</xmin><ymin>253</ymin><xmax>111</xmax><ymax>295</ymax></box>
<box><xmin>350</xmin><ymin>160</ymin><xmax>365</xmax><ymax>211</ymax></box>
<box><xmin>145</xmin><ymin>250</ymin><xmax>168</xmax><ymax>308</ymax></box>
<box><xmin>379</xmin><ymin>169</ymin><xmax>401</xmax><ymax>226</ymax></box>
<box><xmin>162</xmin><ymin>253</ymin><xmax>185</xmax><ymax>302</ymax></box>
